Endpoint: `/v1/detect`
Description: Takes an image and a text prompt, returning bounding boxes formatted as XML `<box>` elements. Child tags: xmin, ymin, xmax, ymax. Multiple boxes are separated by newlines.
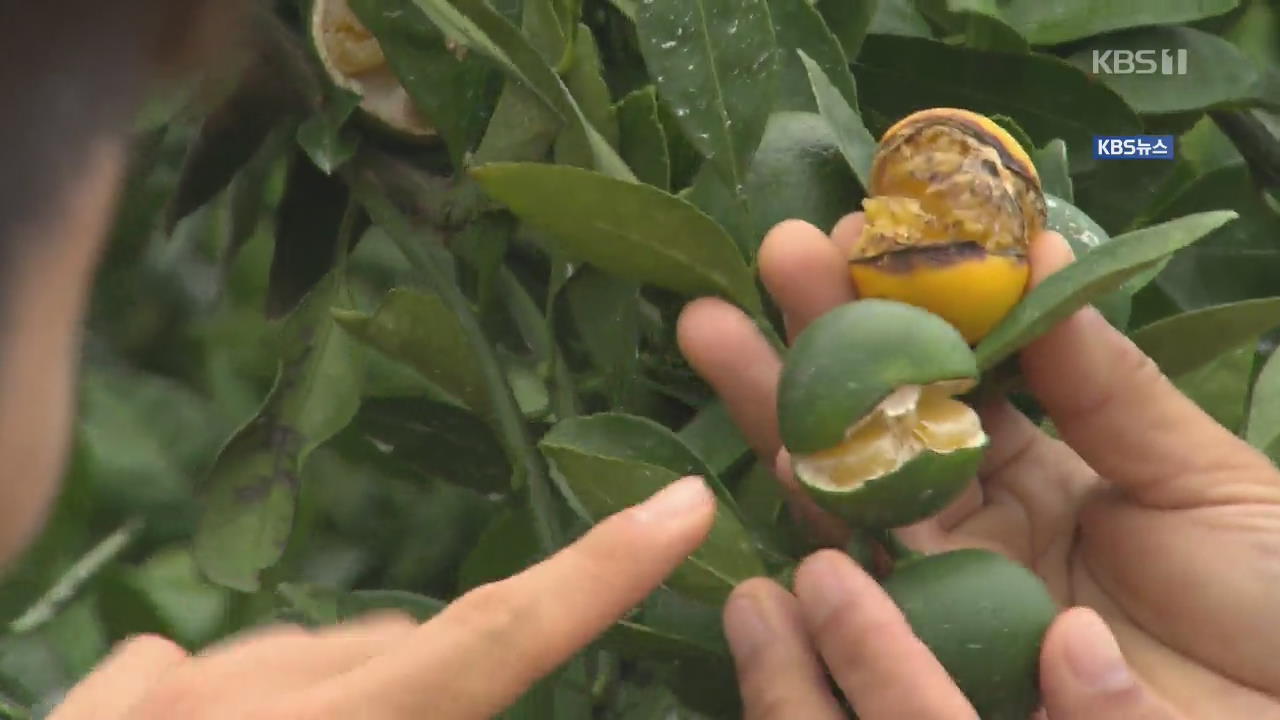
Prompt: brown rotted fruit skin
<box><xmin>852</xmin><ymin>108</ymin><xmax>1047</xmax><ymax>344</ymax></box>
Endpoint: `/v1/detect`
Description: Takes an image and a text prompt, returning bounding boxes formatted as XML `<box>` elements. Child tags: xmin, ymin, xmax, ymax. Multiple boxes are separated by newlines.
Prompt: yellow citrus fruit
<box><xmin>311</xmin><ymin>0</ymin><xmax>434</xmax><ymax>139</ymax></box>
<box><xmin>851</xmin><ymin>108</ymin><xmax>1045</xmax><ymax>343</ymax></box>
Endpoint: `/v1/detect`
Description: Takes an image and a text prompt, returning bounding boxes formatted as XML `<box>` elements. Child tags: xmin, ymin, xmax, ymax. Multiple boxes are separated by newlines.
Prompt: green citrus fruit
<box><xmin>747</xmin><ymin>111</ymin><xmax>863</xmax><ymax>236</ymax></box>
<box><xmin>777</xmin><ymin>300</ymin><xmax>986</xmax><ymax>528</ymax></box>
<box><xmin>883</xmin><ymin>549</ymin><xmax>1058</xmax><ymax>720</ymax></box>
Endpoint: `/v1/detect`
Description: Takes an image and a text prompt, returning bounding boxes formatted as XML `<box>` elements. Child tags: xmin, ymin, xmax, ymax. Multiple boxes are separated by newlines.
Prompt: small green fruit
<box><xmin>884</xmin><ymin>549</ymin><xmax>1057</xmax><ymax>720</ymax></box>
<box><xmin>778</xmin><ymin>300</ymin><xmax>986</xmax><ymax>528</ymax></box>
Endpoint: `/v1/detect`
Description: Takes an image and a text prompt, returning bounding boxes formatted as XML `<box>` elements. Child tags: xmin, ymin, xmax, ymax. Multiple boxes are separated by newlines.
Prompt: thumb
<box><xmin>1020</xmin><ymin>232</ymin><xmax>1280</xmax><ymax>509</ymax></box>
<box><xmin>1039</xmin><ymin>607</ymin><xmax>1183</xmax><ymax>720</ymax></box>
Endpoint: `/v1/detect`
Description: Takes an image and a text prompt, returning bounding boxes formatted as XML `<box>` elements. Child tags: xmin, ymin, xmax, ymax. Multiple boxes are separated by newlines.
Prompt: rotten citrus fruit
<box><xmin>778</xmin><ymin>300</ymin><xmax>987</xmax><ymax>529</ymax></box>
<box><xmin>884</xmin><ymin>549</ymin><xmax>1058</xmax><ymax>720</ymax></box>
<box><xmin>852</xmin><ymin>108</ymin><xmax>1046</xmax><ymax>343</ymax></box>
<box><xmin>312</xmin><ymin>0</ymin><xmax>434</xmax><ymax>138</ymax></box>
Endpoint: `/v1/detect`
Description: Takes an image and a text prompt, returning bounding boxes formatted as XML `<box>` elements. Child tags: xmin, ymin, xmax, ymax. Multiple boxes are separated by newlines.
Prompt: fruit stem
<box><xmin>873</xmin><ymin>528</ymin><xmax>925</xmax><ymax>565</ymax></box>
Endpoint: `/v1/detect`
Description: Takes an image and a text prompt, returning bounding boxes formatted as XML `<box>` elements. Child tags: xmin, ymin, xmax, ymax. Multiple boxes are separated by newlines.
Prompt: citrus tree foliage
<box><xmin>2</xmin><ymin>0</ymin><xmax>1280</xmax><ymax>716</ymax></box>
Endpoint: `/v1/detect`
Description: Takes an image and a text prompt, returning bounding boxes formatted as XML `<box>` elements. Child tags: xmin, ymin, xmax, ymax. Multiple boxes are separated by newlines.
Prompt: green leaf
<box><xmin>333</xmin><ymin>396</ymin><xmax>511</xmax><ymax>494</ymax></box>
<box><xmin>295</xmin><ymin>89</ymin><xmax>361</xmax><ymax>174</ymax></box>
<box><xmin>677</xmin><ymin>400</ymin><xmax>752</xmax><ymax>479</ymax></box>
<box><xmin>472</xmin><ymin>163</ymin><xmax>762</xmax><ymax>313</ymax></box>
<box><xmin>278</xmin><ymin>584</ymin><xmax>447</xmax><ymax>624</ymax></box>
<box><xmin>539</xmin><ymin>414</ymin><xmax>763</xmax><ymax>603</ymax></box>
<box><xmin>681</xmin><ymin>163</ymin><xmax>755</xmax><ymax>254</ymax></box>
<box><xmin>562</xmin><ymin>23</ymin><xmax>619</xmax><ymax>148</ymax></box>
<box><xmin>917</xmin><ymin>0</ymin><xmax>1028</xmax><ymax>53</ymax></box>
<box><xmin>194</xmin><ymin>277</ymin><xmax>365</xmax><ymax>592</ymax></box>
<box><xmin>851</xmin><ymin>35</ymin><xmax>1141</xmax><ymax>170</ymax></box>
<box><xmin>1033</xmin><ymin>139</ymin><xmax>1072</xmax><ymax>203</ymax></box>
<box><xmin>268</xmin><ymin>153</ymin><xmax>365</xmax><ymax>319</ymax></box>
<box><xmin>975</xmin><ymin>211</ymin><xmax>1239</xmax><ymax>370</ymax></box>
<box><xmin>408</xmin><ymin>0</ymin><xmax>633</xmax><ymax>178</ymax></box>
<box><xmin>334</xmin><ymin>289</ymin><xmax>493</xmax><ymax>422</ymax></box>
<box><xmin>349</xmin><ymin>0</ymin><xmax>501</xmax><ymax>167</ymax></box>
<box><xmin>635</xmin><ymin>0</ymin><xmax>779</xmax><ymax>190</ymax></box>
<box><xmin>1130</xmin><ymin>298</ymin><xmax>1280</xmax><ymax>378</ymax></box>
<box><xmin>1174</xmin><ymin>342</ymin><xmax>1255</xmax><ymax>433</ymax></box>
<box><xmin>1001</xmin><ymin>0</ymin><xmax>1240</xmax><ymax>45</ymax></box>
<box><xmin>565</xmin><ymin>269</ymin><xmax>641</xmax><ymax>409</ymax></box>
<box><xmin>769</xmin><ymin>0</ymin><xmax>858</xmax><ymax>113</ymax></box>
<box><xmin>1152</xmin><ymin>164</ymin><xmax>1280</xmax><ymax>309</ymax></box>
<box><xmin>457</xmin><ymin>508</ymin><xmax>540</xmax><ymax>591</ymax></box>
<box><xmin>1246</xmin><ymin>349</ymin><xmax>1280</xmax><ymax>459</ymax></box>
<box><xmin>1065</xmin><ymin>27</ymin><xmax>1273</xmax><ymax>115</ymax></box>
<box><xmin>473</xmin><ymin>81</ymin><xmax>561</xmax><ymax>163</ymax></box>
<box><xmin>1045</xmin><ymin>194</ymin><xmax>1135</xmax><ymax>328</ymax></box>
<box><xmin>799</xmin><ymin>51</ymin><xmax>875</xmax><ymax>189</ymax></box>
<box><xmin>615</xmin><ymin>86</ymin><xmax>672</xmax><ymax>189</ymax></box>
<box><xmin>868</xmin><ymin>0</ymin><xmax>932</xmax><ymax>37</ymax></box>
<box><xmin>816</xmin><ymin>0</ymin><xmax>877</xmax><ymax>58</ymax></box>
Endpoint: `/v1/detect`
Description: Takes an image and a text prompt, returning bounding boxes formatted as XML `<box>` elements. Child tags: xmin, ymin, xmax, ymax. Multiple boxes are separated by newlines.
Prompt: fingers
<box><xmin>48</xmin><ymin>635</ymin><xmax>187</xmax><ymax>720</ymax></box>
<box><xmin>313</xmin><ymin>476</ymin><xmax>717</xmax><ymax>719</ymax></box>
<box><xmin>794</xmin><ymin>551</ymin><xmax>977</xmax><ymax>719</ymax></box>
<box><xmin>1039</xmin><ymin>607</ymin><xmax>1185</xmax><ymax>720</ymax></box>
<box><xmin>724</xmin><ymin>579</ymin><xmax>845</xmax><ymax>720</ymax></box>
<box><xmin>678</xmin><ymin>298</ymin><xmax>782</xmax><ymax>462</ymax></box>
<box><xmin>758</xmin><ymin>219</ymin><xmax>857</xmax><ymax>341</ymax></box>
<box><xmin>1021</xmin><ymin>232</ymin><xmax>1280</xmax><ymax>509</ymax></box>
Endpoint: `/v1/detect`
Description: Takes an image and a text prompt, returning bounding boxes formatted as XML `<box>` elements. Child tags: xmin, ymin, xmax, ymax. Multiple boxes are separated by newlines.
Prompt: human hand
<box><xmin>48</xmin><ymin>476</ymin><xmax>716</xmax><ymax>720</ymax></box>
<box><xmin>678</xmin><ymin>217</ymin><xmax>1280</xmax><ymax>718</ymax></box>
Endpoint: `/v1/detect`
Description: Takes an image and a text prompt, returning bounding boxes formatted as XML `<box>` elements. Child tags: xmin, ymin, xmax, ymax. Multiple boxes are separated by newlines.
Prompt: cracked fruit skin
<box><xmin>852</xmin><ymin>108</ymin><xmax>1046</xmax><ymax>344</ymax></box>
<box><xmin>778</xmin><ymin>300</ymin><xmax>987</xmax><ymax>529</ymax></box>
<box><xmin>312</xmin><ymin>0</ymin><xmax>435</xmax><ymax>139</ymax></box>
<box><xmin>884</xmin><ymin>549</ymin><xmax>1057</xmax><ymax>720</ymax></box>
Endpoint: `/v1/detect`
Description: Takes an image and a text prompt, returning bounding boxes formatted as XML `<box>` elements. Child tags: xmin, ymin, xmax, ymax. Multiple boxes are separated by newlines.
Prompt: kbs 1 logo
<box><xmin>1091</xmin><ymin>49</ymin><xmax>1189</xmax><ymax>75</ymax></box>
<box><xmin>1093</xmin><ymin>136</ymin><xmax>1175</xmax><ymax>160</ymax></box>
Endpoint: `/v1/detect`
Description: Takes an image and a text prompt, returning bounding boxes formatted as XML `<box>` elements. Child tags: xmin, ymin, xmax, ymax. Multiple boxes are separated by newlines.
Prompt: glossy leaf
<box><xmin>278</xmin><ymin>584</ymin><xmax>447</xmax><ymax>624</ymax></box>
<box><xmin>1033</xmin><ymin>139</ymin><xmax>1072</xmax><ymax>203</ymax></box>
<box><xmin>817</xmin><ymin>0</ymin><xmax>877</xmax><ymax>57</ymax></box>
<box><xmin>350</xmin><ymin>0</ymin><xmax>501</xmax><ymax>167</ymax></box>
<box><xmin>1247</xmin><ymin>349</ymin><xmax>1280</xmax><ymax>460</ymax></box>
<box><xmin>539</xmin><ymin>414</ymin><xmax>763</xmax><ymax>603</ymax></box>
<box><xmin>333</xmin><ymin>396</ymin><xmax>510</xmax><ymax>494</ymax></box>
<box><xmin>636</xmin><ymin>0</ymin><xmax>779</xmax><ymax>190</ymax></box>
<box><xmin>976</xmin><ymin>211</ymin><xmax>1239</xmax><ymax>370</ymax></box>
<box><xmin>195</xmin><ymin>278</ymin><xmax>365</xmax><ymax>592</ymax></box>
<box><xmin>334</xmin><ymin>289</ymin><xmax>492</xmax><ymax>422</ymax></box>
<box><xmin>615</xmin><ymin>86</ymin><xmax>672</xmax><ymax>189</ymax></box>
<box><xmin>769</xmin><ymin>0</ymin><xmax>858</xmax><ymax>113</ymax></box>
<box><xmin>473</xmin><ymin>81</ymin><xmax>561</xmax><ymax>163</ymax></box>
<box><xmin>565</xmin><ymin>269</ymin><xmax>641</xmax><ymax>409</ymax></box>
<box><xmin>457</xmin><ymin>508</ymin><xmax>540</xmax><ymax>591</ymax></box>
<box><xmin>295</xmin><ymin>89</ymin><xmax>361</xmax><ymax>175</ymax></box>
<box><xmin>852</xmin><ymin>35</ymin><xmax>1141</xmax><ymax>169</ymax></box>
<box><xmin>677</xmin><ymin>400</ymin><xmax>752</xmax><ymax>478</ymax></box>
<box><xmin>268</xmin><ymin>152</ymin><xmax>365</xmax><ymax>319</ymax></box>
<box><xmin>472</xmin><ymin>163</ymin><xmax>762</xmax><ymax>313</ymax></box>
<box><xmin>1131</xmin><ymin>298</ymin><xmax>1280</xmax><ymax>378</ymax></box>
<box><xmin>562</xmin><ymin>23</ymin><xmax>619</xmax><ymax>149</ymax></box>
<box><xmin>1066</xmin><ymin>27</ymin><xmax>1272</xmax><ymax>115</ymax></box>
<box><xmin>868</xmin><ymin>0</ymin><xmax>932</xmax><ymax>37</ymax></box>
<box><xmin>1153</xmin><ymin>165</ymin><xmax>1280</xmax><ymax>309</ymax></box>
<box><xmin>408</xmin><ymin>0</ymin><xmax>633</xmax><ymax>178</ymax></box>
<box><xmin>1000</xmin><ymin>0</ymin><xmax>1239</xmax><ymax>45</ymax></box>
<box><xmin>800</xmin><ymin>51</ymin><xmax>875</xmax><ymax>189</ymax></box>
<box><xmin>1175</xmin><ymin>342</ymin><xmax>1255</xmax><ymax>433</ymax></box>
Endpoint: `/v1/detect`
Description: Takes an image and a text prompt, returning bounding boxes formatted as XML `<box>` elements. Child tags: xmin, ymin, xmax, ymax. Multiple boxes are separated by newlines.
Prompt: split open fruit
<box><xmin>778</xmin><ymin>299</ymin><xmax>987</xmax><ymax>529</ymax></box>
<box><xmin>851</xmin><ymin>108</ymin><xmax>1046</xmax><ymax>344</ymax></box>
<box><xmin>311</xmin><ymin>0</ymin><xmax>434</xmax><ymax>138</ymax></box>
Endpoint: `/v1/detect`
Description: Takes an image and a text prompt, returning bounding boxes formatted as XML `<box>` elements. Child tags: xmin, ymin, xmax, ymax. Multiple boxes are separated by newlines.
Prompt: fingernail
<box><xmin>796</xmin><ymin>551</ymin><xmax>862</xmax><ymax>624</ymax></box>
<box><xmin>724</xmin><ymin>590</ymin><xmax>770</xmax><ymax>660</ymax></box>
<box><xmin>633</xmin><ymin>476</ymin><xmax>713</xmax><ymax>522</ymax></box>
<box><xmin>1065</xmin><ymin>609</ymin><xmax>1133</xmax><ymax>693</ymax></box>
